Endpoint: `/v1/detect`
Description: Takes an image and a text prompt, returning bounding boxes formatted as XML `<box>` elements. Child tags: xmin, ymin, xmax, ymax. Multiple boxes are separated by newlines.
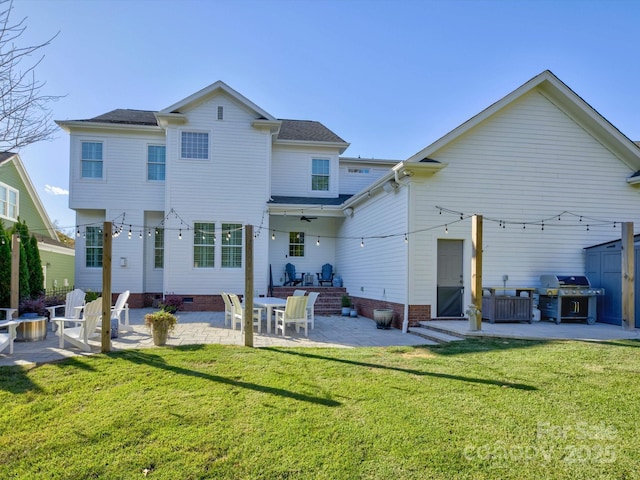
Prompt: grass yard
<box><xmin>0</xmin><ymin>338</ymin><xmax>638</xmax><ymax>479</ymax></box>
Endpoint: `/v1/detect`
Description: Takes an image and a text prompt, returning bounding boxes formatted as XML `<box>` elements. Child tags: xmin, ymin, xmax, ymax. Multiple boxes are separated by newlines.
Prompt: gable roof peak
<box><xmin>160</xmin><ymin>80</ymin><xmax>276</xmax><ymax>121</ymax></box>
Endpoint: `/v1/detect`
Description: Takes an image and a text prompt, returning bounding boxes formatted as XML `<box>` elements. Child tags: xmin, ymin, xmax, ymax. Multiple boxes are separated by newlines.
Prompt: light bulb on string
<box><xmin>586</xmin><ymin>224</ymin><xmax>590</xmax><ymax>231</ymax></box>
<box><xmin>316</xmin><ymin>237</ymin><xmax>320</xmax><ymax>246</ymax></box>
<box><xmin>541</xmin><ymin>222</ymin><xmax>544</xmax><ymax>231</ymax></box>
<box><xmin>360</xmin><ymin>238</ymin><xmax>364</xmax><ymax>248</ymax></box>
<box><xmin>76</xmin><ymin>228</ymin><xmax>80</xmax><ymax>238</ymax></box>
<box><xmin>404</xmin><ymin>233</ymin><xmax>408</xmax><ymax>243</ymax></box>
<box><xmin>139</xmin><ymin>230</ymin><xmax>143</xmax><ymax>239</ymax></box>
<box><xmin>445</xmin><ymin>225</ymin><xmax>448</xmax><ymax>234</ymax></box>
<box><xmin>148</xmin><ymin>230</ymin><xmax>151</xmax><ymax>237</ymax></box>
<box><xmin>271</xmin><ymin>230</ymin><xmax>275</xmax><ymax>240</ymax></box>
<box><xmin>178</xmin><ymin>229</ymin><xmax>182</xmax><ymax>240</ymax></box>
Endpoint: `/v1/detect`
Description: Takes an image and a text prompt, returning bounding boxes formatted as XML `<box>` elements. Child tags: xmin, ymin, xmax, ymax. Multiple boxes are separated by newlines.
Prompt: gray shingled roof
<box><xmin>72</xmin><ymin>111</ymin><xmax>346</xmax><ymax>144</ymax></box>
<box><xmin>277</xmin><ymin>119</ymin><xmax>346</xmax><ymax>143</ymax></box>
<box><xmin>81</xmin><ymin>109</ymin><xmax>158</xmax><ymax>126</ymax></box>
<box><xmin>269</xmin><ymin>195</ymin><xmax>352</xmax><ymax>206</ymax></box>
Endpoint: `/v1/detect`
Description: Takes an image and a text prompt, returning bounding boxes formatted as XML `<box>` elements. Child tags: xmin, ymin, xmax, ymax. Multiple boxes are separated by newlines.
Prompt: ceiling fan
<box><xmin>300</xmin><ymin>216</ymin><xmax>318</xmax><ymax>222</ymax></box>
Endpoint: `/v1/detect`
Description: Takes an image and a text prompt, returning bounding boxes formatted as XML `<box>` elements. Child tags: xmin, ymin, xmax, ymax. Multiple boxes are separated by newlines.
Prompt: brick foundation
<box><xmin>127</xmin><ymin>293</ymin><xmax>225</xmax><ymax>311</ymax></box>
<box><xmin>349</xmin><ymin>297</ymin><xmax>432</xmax><ymax>329</ymax></box>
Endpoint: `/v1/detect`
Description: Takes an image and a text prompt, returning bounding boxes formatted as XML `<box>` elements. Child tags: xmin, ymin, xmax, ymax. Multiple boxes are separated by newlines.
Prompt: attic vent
<box><xmin>217</xmin><ymin>106</ymin><xmax>223</xmax><ymax>120</ymax></box>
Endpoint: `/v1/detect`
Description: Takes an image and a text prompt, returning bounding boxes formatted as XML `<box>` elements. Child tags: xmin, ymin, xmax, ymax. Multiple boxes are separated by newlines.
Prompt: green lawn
<box><xmin>0</xmin><ymin>338</ymin><xmax>637</xmax><ymax>479</ymax></box>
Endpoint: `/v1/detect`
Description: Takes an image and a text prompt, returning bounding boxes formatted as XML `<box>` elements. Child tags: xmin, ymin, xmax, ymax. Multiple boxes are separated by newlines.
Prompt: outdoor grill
<box><xmin>537</xmin><ymin>275</ymin><xmax>605</xmax><ymax>325</ymax></box>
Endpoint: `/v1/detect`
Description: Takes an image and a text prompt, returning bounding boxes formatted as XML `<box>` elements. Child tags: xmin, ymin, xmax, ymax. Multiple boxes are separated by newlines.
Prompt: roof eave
<box><xmin>252</xmin><ymin>119</ymin><xmax>282</xmax><ymax>135</ymax></box>
<box><xmin>55</xmin><ymin>120</ymin><xmax>163</xmax><ymax>133</ymax></box>
<box><xmin>274</xmin><ymin>138</ymin><xmax>351</xmax><ymax>154</ymax></box>
<box><xmin>155</xmin><ymin>112</ymin><xmax>188</xmax><ymax>128</ymax></box>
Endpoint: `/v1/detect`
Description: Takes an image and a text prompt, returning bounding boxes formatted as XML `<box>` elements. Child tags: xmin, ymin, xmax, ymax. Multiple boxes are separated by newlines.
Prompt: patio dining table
<box><xmin>253</xmin><ymin>297</ymin><xmax>286</xmax><ymax>334</ymax></box>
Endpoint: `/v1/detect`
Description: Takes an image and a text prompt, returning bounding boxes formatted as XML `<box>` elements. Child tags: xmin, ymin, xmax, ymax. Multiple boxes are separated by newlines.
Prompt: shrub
<box><xmin>159</xmin><ymin>294</ymin><xmax>183</xmax><ymax>314</ymax></box>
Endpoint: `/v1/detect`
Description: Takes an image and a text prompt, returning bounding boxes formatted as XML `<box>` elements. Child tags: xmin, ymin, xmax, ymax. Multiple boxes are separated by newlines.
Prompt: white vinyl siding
<box><xmin>271</xmin><ymin>146</ymin><xmax>340</xmax><ymax>198</ymax></box>
<box><xmin>81</xmin><ymin>141</ymin><xmax>103</xmax><ymax>178</ymax></box>
<box><xmin>147</xmin><ymin>145</ymin><xmax>166</xmax><ymax>181</ymax></box>
<box><xmin>0</xmin><ymin>183</ymin><xmax>18</xmax><ymax>220</ymax></box>
<box><xmin>221</xmin><ymin>223</ymin><xmax>242</xmax><ymax>268</ymax></box>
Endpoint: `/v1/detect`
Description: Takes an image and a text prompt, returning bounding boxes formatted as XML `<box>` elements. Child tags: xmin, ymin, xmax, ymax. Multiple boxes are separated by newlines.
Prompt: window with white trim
<box><xmin>194</xmin><ymin>222</ymin><xmax>215</xmax><ymax>268</ymax></box>
<box><xmin>289</xmin><ymin>232</ymin><xmax>305</xmax><ymax>257</ymax></box>
<box><xmin>0</xmin><ymin>183</ymin><xmax>18</xmax><ymax>220</ymax></box>
<box><xmin>85</xmin><ymin>226</ymin><xmax>103</xmax><ymax>268</ymax></box>
<box><xmin>222</xmin><ymin>223</ymin><xmax>242</xmax><ymax>268</ymax></box>
<box><xmin>154</xmin><ymin>228</ymin><xmax>164</xmax><ymax>268</ymax></box>
<box><xmin>347</xmin><ymin>168</ymin><xmax>370</xmax><ymax>174</ymax></box>
<box><xmin>81</xmin><ymin>141</ymin><xmax>103</xmax><ymax>178</ymax></box>
<box><xmin>181</xmin><ymin>131</ymin><xmax>209</xmax><ymax>160</ymax></box>
<box><xmin>148</xmin><ymin>145</ymin><xmax>166</xmax><ymax>181</ymax></box>
<box><xmin>311</xmin><ymin>158</ymin><xmax>329</xmax><ymax>191</ymax></box>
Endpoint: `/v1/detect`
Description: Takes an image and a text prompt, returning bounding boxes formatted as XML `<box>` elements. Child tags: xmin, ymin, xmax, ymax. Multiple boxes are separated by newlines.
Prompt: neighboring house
<box><xmin>0</xmin><ymin>152</ymin><xmax>75</xmax><ymax>293</ymax></box>
<box><xmin>57</xmin><ymin>72</ymin><xmax>640</xmax><ymax>326</ymax></box>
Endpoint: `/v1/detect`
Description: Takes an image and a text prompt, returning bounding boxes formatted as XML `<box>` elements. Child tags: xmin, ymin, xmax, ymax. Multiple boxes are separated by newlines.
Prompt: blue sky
<box><xmin>11</xmin><ymin>0</ymin><xmax>640</xmax><ymax>231</ymax></box>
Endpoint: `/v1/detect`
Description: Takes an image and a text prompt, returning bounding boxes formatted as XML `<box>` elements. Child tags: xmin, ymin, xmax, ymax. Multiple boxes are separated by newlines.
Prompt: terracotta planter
<box><xmin>373</xmin><ymin>309</ymin><xmax>394</xmax><ymax>329</ymax></box>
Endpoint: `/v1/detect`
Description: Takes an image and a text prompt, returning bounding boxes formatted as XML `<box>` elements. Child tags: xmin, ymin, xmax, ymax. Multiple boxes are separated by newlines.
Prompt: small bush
<box><xmin>159</xmin><ymin>294</ymin><xmax>183</xmax><ymax>314</ymax></box>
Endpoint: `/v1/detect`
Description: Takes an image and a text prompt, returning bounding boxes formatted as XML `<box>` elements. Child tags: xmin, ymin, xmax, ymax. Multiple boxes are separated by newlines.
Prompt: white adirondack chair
<box><xmin>111</xmin><ymin>290</ymin><xmax>130</xmax><ymax>332</ymax></box>
<box><xmin>47</xmin><ymin>289</ymin><xmax>86</xmax><ymax>331</ymax></box>
<box><xmin>0</xmin><ymin>320</ymin><xmax>18</xmax><ymax>355</ymax></box>
<box><xmin>220</xmin><ymin>292</ymin><xmax>233</xmax><ymax>327</ymax></box>
<box><xmin>275</xmin><ymin>296</ymin><xmax>309</xmax><ymax>337</ymax></box>
<box><xmin>54</xmin><ymin>297</ymin><xmax>102</xmax><ymax>352</ymax></box>
<box><xmin>306</xmin><ymin>291</ymin><xmax>320</xmax><ymax>329</ymax></box>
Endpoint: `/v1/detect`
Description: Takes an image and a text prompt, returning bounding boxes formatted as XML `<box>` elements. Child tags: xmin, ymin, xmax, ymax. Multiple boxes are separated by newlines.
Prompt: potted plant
<box><xmin>144</xmin><ymin>310</ymin><xmax>178</xmax><ymax>346</ymax></box>
<box><xmin>373</xmin><ymin>308</ymin><xmax>394</xmax><ymax>329</ymax></box>
<box><xmin>159</xmin><ymin>294</ymin><xmax>183</xmax><ymax>314</ymax></box>
<box><xmin>341</xmin><ymin>296</ymin><xmax>351</xmax><ymax>316</ymax></box>
<box><xmin>18</xmin><ymin>296</ymin><xmax>46</xmax><ymax>318</ymax></box>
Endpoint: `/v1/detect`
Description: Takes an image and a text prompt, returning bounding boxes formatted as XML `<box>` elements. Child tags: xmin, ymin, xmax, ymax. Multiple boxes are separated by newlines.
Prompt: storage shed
<box><xmin>585</xmin><ymin>235</ymin><xmax>640</xmax><ymax>328</ymax></box>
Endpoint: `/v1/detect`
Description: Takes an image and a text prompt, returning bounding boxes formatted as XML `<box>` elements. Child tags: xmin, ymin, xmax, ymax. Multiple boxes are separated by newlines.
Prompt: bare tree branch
<box><xmin>0</xmin><ymin>0</ymin><xmax>63</xmax><ymax>152</ymax></box>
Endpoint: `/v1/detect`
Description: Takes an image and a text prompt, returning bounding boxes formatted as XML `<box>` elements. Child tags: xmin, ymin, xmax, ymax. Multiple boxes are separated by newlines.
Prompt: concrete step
<box><xmin>410</xmin><ymin>324</ymin><xmax>466</xmax><ymax>344</ymax></box>
<box><xmin>418</xmin><ymin>321</ymin><xmax>468</xmax><ymax>339</ymax></box>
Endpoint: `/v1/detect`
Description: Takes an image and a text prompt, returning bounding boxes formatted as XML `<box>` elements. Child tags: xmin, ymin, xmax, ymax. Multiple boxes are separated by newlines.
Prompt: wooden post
<box><xmin>621</xmin><ymin>222</ymin><xmax>635</xmax><ymax>330</ymax></box>
<box><xmin>244</xmin><ymin>224</ymin><xmax>254</xmax><ymax>347</ymax></box>
<box><xmin>470</xmin><ymin>215</ymin><xmax>483</xmax><ymax>331</ymax></box>
<box><xmin>102</xmin><ymin>222</ymin><xmax>112</xmax><ymax>352</ymax></box>
<box><xmin>10</xmin><ymin>234</ymin><xmax>19</xmax><ymax>316</ymax></box>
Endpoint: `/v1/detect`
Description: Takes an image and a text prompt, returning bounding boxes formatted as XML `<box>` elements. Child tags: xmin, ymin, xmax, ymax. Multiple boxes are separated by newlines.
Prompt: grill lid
<box><xmin>540</xmin><ymin>275</ymin><xmax>591</xmax><ymax>288</ymax></box>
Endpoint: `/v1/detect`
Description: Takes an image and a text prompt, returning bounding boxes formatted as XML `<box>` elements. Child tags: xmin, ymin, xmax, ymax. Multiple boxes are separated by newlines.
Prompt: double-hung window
<box><xmin>148</xmin><ymin>145</ymin><xmax>166</xmax><ymax>181</ymax></box>
<box><xmin>0</xmin><ymin>183</ymin><xmax>18</xmax><ymax>220</ymax></box>
<box><xmin>85</xmin><ymin>226</ymin><xmax>103</xmax><ymax>268</ymax></box>
<box><xmin>154</xmin><ymin>228</ymin><xmax>164</xmax><ymax>268</ymax></box>
<box><xmin>222</xmin><ymin>223</ymin><xmax>242</xmax><ymax>268</ymax></box>
<box><xmin>194</xmin><ymin>222</ymin><xmax>215</xmax><ymax>268</ymax></box>
<box><xmin>289</xmin><ymin>232</ymin><xmax>305</xmax><ymax>257</ymax></box>
<box><xmin>311</xmin><ymin>158</ymin><xmax>330</xmax><ymax>191</ymax></box>
<box><xmin>181</xmin><ymin>131</ymin><xmax>209</xmax><ymax>160</ymax></box>
<box><xmin>81</xmin><ymin>141</ymin><xmax>103</xmax><ymax>178</ymax></box>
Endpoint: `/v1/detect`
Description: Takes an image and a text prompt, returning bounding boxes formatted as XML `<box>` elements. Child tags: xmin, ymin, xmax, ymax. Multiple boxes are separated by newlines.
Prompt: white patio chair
<box><xmin>275</xmin><ymin>296</ymin><xmax>309</xmax><ymax>337</ymax></box>
<box><xmin>293</xmin><ymin>290</ymin><xmax>306</xmax><ymax>296</ymax></box>
<box><xmin>229</xmin><ymin>294</ymin><xmax>262</xmax><ymax>333</ymax></box>
<box><xmin>220</xmin><ymin>292</ymin><xmax>233</xmax><ymax>327</ymax></box>
<box><xmin>54</xmin><ymin>297</ymin><xmax>102</xmax><ymax>352</ymax></box>
<box><xmin>0</xmin><ymin>320</ymin><xmax>18</xmax><ymax>355</ymax></box>
<box><xmin>111</xmin><ymin>290</ymin><xmax>130</xmax><ymax>332</ymax></box>
<box><xmin>306</xmin><ymin>291</ymin><xmax>320</xmax><ymax>329</ymax></box>
<box><xmin>46</xmin><ymin>288</ymin><xmax>86</xmax><ymax>332</ymax></box>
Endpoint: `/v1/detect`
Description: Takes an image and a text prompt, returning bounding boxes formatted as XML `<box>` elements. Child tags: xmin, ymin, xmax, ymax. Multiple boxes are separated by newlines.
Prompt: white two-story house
<box><xmin>59</xmin><ymin>72</ymin><xmax>640</xmax><ymax>328</ymax></box>
<box><xmin>57</xmin><ymin>81</ymin><xmax>393</xmax><ymax>309</ymax></box>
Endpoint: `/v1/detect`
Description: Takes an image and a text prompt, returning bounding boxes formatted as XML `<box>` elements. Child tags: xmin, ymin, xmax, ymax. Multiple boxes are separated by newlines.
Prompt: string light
<box><xmin>76</xmin><ymin>228</ymin><xmax>80</xmax><ymax>238</ymax></box>
<box><xmin>360</xmin><ymin>238</ymin><xmax>364</xmax><ymax>248</ymax></box>
<box><xmin>139</xmin><ymin>230</ymin><xmax>143</xmax><ymax>239</ymax></box>
<box><xmin>178</xmin><ymin>229</ymin><xmax>182</xmax><ymax>240</ymax></box>
<box><xmin>316</xmin><ymin>237</ymin><xmax>320</xmax><ymax>246</ymax></box>
<box><xmin>445</xmin><ymin>225</ymin><xmax>448</xmax><ymax>234</ymax></box>
<box><xmin>128</xmin><ymin>225</ymin><xmax>132</xmax><ymax>239</ymax></box>
<box><xmin>541</xmin><ymin>222</ymin><xmax>544</xmax><ymax>231</ymax></box>
<box><xmin>586</xmin><ymin>224</ymin><xmax>590</xmax><ymax>231</ymax></box>
<box><xmin>404</xmin><ymin>233</ymin><xmax>408</xmax><ymax>243</ymax></box>
<box><xmin>271</xmin><ymin>230</ymin><xmax>275</xmax><ymax>240</ymax></box>
<box><xmin>148</xmin><ymin>230</ymin><xmax>151</xmax><ymax>237</ymax></box>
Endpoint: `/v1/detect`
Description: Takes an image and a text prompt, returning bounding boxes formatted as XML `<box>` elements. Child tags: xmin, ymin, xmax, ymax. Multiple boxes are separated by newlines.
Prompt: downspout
<box><xmin>402</xmin><ymin>181</ymin><xmax>410</xmax><ymax>333</ymax></box>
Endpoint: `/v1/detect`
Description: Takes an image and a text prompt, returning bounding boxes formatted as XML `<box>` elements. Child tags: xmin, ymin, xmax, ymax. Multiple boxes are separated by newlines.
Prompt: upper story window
<box><xmin>85</xmin><ymin>226</ymin><xmax>103</xmax><ymax>268</ymax></box>
<box><xmin>194</xmin><ymin>222</ymin><xmax>215</xmax><ymax>268</ymax></box>
<box><xmin>148</xmin><ymin>145</ymin><xmax>166</xmax><ymax>181</ymax></box>
<box><xmin>311</xmin><ymin>158</ymin><xmax>330</xmax><ymax>191</ymax></box>
<box><xmin>0</xmin><ymin>183</ymin><xmax>18</xmax><ymax>221</ymax></box>
<box><xmin>81</xmin><ymin>141</ymin><xmax>103</xmax><ymax>178</ymax></box>
<box><xmin>221</xmin><ymin>223</ymin><xmax>242</xmax><ymax>268</ymax></box>
<box><xmin>348</xmin><ymin>168</ymin><xmax>370</xmax><ymax>174</ymax></box>
<box><xmin>181</xmin><ymin>131</ymin><xmax>209</xmax><ymax>160</ymax></box>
